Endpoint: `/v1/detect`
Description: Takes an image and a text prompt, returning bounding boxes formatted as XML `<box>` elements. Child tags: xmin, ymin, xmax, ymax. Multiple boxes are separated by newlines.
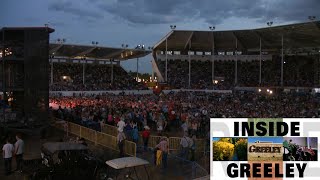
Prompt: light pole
<box><xmin>137</xmin><ymin>58</ymin><xmax>139</xmax><ymax>80</ymax></box>
<box><xmin>135</xmin><ymin>44</ymin><xmax>145</xmax><ymax>81</ymax></box>
<box><xmin>209</xmin><ymin>26</ymin><xmax>215</xmax><ymax>87</ymax></box>
<box><xmin>165</xmin><ymin>25</ymin><xmax>176</xmax><ymax>83</ymax></box>
<box><xmin>318</xmin><ymin>49</ymin><xmax>320</xmax><ymax>86</ymax></box>
<box><xmin>82</xmin><ymin>57</ymin><xmax>86</xmax><ymax>85</ymax></box>
<box><xmin>259</xmin><ymin>37</ymin><xmax>262</xmax><ymax>85</ymax></box>
<box><xmin>50</xmin><ymin>54</ymin><xmax>54</xmax><ymax>85</ymax></box>
<box><xmin>281</xmin><ymin>34</ymin><xmax>284</xmax><ymax>87</ymax></box>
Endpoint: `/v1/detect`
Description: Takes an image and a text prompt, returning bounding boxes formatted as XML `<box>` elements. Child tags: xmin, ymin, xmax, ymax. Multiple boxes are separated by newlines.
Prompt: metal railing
<box><xmin>53</xmin><ymin>117</ymin><xmax>208</xmax><ymax>157</ymax></box>
<box><xmin>53</xmin><ymin>119</ymin><xmax>136</xmax><ymax>157</ymax></box>
<box><xmin>53</xmin><ymin>118</ymin><xmax>209</xmax><ymax>179</ymax></box>
<box><xmin>101</xmin><ymin>123</ymin><xmax>118</xmax><ymax>137</ymax></box>
<box><xmin>100</xmin><ymin>123</ymin><xmax>207</xmax><ymax>153</ymax></box>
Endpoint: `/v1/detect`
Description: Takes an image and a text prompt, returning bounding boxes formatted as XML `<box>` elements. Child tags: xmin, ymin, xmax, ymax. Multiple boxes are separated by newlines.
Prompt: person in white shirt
<box><xmin>2</xmin><ymin>138</ymin><xmax>14</xmax><ymax>175</ymax></box>
<box><xmin>180</xmin><ymin>133</ymin><xmax>191</xmax><ymax>159</ymax></box>
<box><xmin>14</xmin><ymin>134</ymin><xmax>24</xmax><ymax>173</ymax></box>
<box><xmin>117</xmin><ymin>118</ymin><xmax>126</xmax><ymax>132</ymax></box>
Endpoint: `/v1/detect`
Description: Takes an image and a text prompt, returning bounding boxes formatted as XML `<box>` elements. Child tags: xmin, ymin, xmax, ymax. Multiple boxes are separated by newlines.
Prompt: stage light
<box><xmin>270</xmin><ymin>90</ymin><xmax>273</xmax><ymax>94</ymax></box>
<box><xmin>209</xmin><ymin>26</ymin><xmax>215</xmax><ymax>31</ymax></box>
<box><xmin>170</xmin><ymin>25</ymin><xmax>176</xmax><ymax>30</ymax></box>
<box><xmin>308</xmin><ymin>16</ymin><xmax>316</xmax><ymax>21</ymax></box>
<box><xmin>267</xmin><ymin>89</ymin><xmax>270</xmax><ymax>92</ymax></box>
<box><xmin>267</xmin><ymin>21</ymin><xmax>273</xmax><ymax>27</ymax></box>
<box><xmin>258</xmin><ymin>89</ymin><xmax>262</xmax><ymax>92</ymax></box>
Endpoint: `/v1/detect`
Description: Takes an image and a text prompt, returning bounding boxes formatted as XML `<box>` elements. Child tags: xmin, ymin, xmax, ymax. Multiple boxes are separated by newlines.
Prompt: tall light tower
<box><xmin>135</xmin><ymin>44</ymin><xmax>145</xmax><ymax>81</ymax></box>
<box><xmin>165</xmin><ymin>25</ymin><xmax>176</xmax><ymax>82</ymax></box>
<box><xmin>209</xmin><ymin>26</ymin><xmax>215</xmax><ymax>87</ymax></box>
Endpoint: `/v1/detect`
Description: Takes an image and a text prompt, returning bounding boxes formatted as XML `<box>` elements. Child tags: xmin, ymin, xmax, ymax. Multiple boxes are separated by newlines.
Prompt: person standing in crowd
<box><xmin>2</xmin><ymin>138</ymin><xmax>14</xmax><ymax>176</ymax></box>
<box><xmin>181</xmin><ymin>121</ymin><xmax>188</xmax><ymax>135</ymax></box>
<box><xmin>142</xmin><ymin>126</ymin><xmax>150</xmax><ymax>151</ymax></box>
<box><xmin>14</xmin><ymin>133</ymin><xmax>24</xmax><ymax>173</ymax></box>
<box><xmin>190</xmin><ymin>135</ymin><xmax>196</xmax><ymax>161</ymax></box>
<box><xmin>117</xmin><ymin>117</ymin><xmax>126</xmax><ymax>133</ymax></box>
<box><xmin>117</xmin><ymin>129</ymin><xmax>126</xmax><ymax>157</ymax></box>
<box><xmin>155</xmin><ymin>136</ymin><xmax>169</xmax><ymax>169</ymax></box>
<box><xmin>124</xmin><ymin>121</ymin><xmax>133</xmax><ymax>141</ymax></box>
<box><xmin>180</xmin><ymin>133</ymin><xmax>191</xmax><ymax>160</ymax></box>
<box><xmin>156</xmin><ymin>118</ymin><xmax>163</xmax><ymax>136</ymax></box>
<box><xmin>132</xmin><ymin>126</ymin><xmax>139</xmax><ymax>145</ymax></box>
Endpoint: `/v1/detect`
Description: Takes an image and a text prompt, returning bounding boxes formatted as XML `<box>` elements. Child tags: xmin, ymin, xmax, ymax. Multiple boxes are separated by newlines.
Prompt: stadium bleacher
<box><xmin>155</xmin><ymin>56</ymin><xmax>317</xmax><ymax>89</ymax></box>
<box><xmin>49</xmin><ymin>63</ymin><xmax>148</xmax><ymax>91</ymax></box>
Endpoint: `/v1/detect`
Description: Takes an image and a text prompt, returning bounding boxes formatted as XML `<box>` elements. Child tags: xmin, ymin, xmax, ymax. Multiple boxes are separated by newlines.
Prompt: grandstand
<box><xmin>48</xmin><ymin>43</ymin><xmax>151</xmax><ymax>91</ymax></box>
<box><xmin>152</xmin><ymin>21</ymin><xmax>320</xmax><ymax>90</ymax></box>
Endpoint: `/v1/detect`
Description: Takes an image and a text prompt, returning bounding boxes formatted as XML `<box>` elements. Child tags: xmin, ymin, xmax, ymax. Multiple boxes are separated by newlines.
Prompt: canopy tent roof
<box><xmin>50</xmin><ymin>43</ymin><xmax>151</xmax><ymax>61</ymax></box>
<box><xmin>153</xmin><ymin>21</ymin><xmax>320</xmax><ymax>53</ymax></box>
<box><xmin>105</xmin><ymin>157</ymin><xmax>149</xmax><ymax>169</ymax></box>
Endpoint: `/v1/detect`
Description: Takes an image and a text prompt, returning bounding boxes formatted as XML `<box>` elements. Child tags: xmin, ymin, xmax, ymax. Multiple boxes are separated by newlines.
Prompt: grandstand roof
<box><xmin>0</xmin><ymin>27</ymin><xmax>55</xmax><ymax>33</ymax></box>
<box><xmin>153</xmin><ymin>21</ymin><xmax>320</xmax><ymax>53</ymax></box>
<box><xmin>49</xmin><ymin>43</ymin><xmax>151</xmax><ymax>61</ymax></box>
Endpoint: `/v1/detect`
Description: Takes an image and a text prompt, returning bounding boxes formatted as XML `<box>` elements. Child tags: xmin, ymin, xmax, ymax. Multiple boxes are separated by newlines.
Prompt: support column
<box><xmin>235</xmin><ymin>39</ymin><xmax>238</xmax><ymax>85</ymax></box>
<box><xmin>165</xmin><ymin>38</ymin><xmax>168</xmax><ymax>82</ymax></box>
<box><xmin>51</xmin><ymin>60</ymin><xmax>53</xmax><ymax>85</ymax></box>
<box><xmin>188</xmin><ymin>51</ymin><xmax>191</xmax><ymax>88</ymax></box>
<box><xmin>318</xmin><ymin>52</ymin><xmax>320</xmax><ymax>86</ymax></box>
<box><xmin>2</xmin><ymin>31</ymin><xmax>5</xmax><ymax>123</ymax></box>
<box><xmin>151</xmin><ymin>60</ymin><xmax>155</xmax><ymax>80</ymax></box>
<box><xmin>111</xmin><ymin>59</ymin><xmax>114</xmax><ymax>84</ymax></box>
<box><xmin>136</xmin><ymin>58</ymin><xmax>139</xmax><ymax>80</ymax></box>
<box><xmin>259</xmin><ymin>38</ymin><xmax>262</xmax><ymax>85</ymax></box>
<box><xmin>281</xmin><ymin>35</ymin><xmax>284</xmax><ymax>87</ymax></box>
<box><xmin>82</xmin><ymin>61</ymin><xmax>85</xmax><ymax>85</ymax></box>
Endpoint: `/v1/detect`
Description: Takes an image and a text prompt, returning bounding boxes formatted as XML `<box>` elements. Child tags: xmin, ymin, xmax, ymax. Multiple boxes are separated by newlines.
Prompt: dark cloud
<box><xmin>96</xmin><ymin>0</ymin><xmax>320</xmax><ymax>25</ymax></box>
<box><xmin>48</xmin><ymin>1</ymin><xmax>104</xmax><ymax>19</ymax></box>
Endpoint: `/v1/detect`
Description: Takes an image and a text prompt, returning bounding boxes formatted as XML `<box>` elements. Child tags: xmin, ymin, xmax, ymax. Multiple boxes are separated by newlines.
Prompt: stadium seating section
<box><xmin>49</xmin><ymin>63</ymin><xmax>148</xmax><ymax>91</ymax></box>
<box><xmin>155</xmin><ymin>55</ymin><xmax>317</xmax><ymax>89</ymax></box>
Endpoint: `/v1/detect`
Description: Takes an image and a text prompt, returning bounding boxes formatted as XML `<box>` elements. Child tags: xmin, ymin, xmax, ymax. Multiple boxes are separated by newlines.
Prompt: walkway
<box><xmin>0</xmin><ymin>128</ymin><xmax>209</xmax><ymax>180</ymax></box>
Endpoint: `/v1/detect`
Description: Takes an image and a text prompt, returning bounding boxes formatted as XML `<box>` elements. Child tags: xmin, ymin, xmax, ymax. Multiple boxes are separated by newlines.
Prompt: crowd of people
<box><xmin>48</xmin><ymin>90</ymin><xmax>319</xmax><ymax>168</ymax></box>
<box><xmin>156</xmin><ymin>55</ymin><xmax>317</xmax><ymax>89</ymax></box>
<box><xmin>49</xmin><ymin>63</ymin><xmax>148</xmax><ymax>91</ymax></box>
<box><xmin>50</xmin><ymin>91</ymin><xmax>319</xmax><ymax>138</ymax></box>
